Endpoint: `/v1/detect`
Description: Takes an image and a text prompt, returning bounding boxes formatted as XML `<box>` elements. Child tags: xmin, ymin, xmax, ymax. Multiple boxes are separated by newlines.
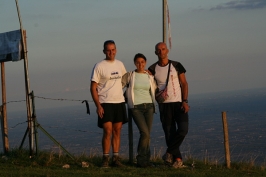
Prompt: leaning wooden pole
<box><xmin>163</xmin><ymin>0</ymin><xmax>167</xmax><ymax>43</ymax></box>
<box><xmin>15</xmin><ymin>0</ymin><xmax>34</xmax><ymax>156</ymax></box>
<box><xmin>222</xmin><ymin>111</ymin><xmax>231</xmax><ymax>169</ymax></box>
<box><xmin>1</xmin><ymin>62</ymin><xmax>9</xmax><ymax>153</ymax></box>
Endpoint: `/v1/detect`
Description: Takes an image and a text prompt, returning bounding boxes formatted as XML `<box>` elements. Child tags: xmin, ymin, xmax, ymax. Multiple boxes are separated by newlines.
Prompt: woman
<box><xmin>122</xmin><ymin>53</ymin><xmax>157</xmax><ymax>167</ymax></box>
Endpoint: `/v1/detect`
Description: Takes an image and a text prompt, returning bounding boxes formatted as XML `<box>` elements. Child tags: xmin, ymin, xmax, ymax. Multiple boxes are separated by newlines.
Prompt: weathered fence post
<box><xmin>222</xmin><ymin>111</ymin><xmax>231</xmax><ymax>168</ymax></box>
<box><xmin>1</xmin><ymin>62</ymin><xmax>9</xmax><ymax>153</ymax></box>
<box><xmin>128</xmin><ymin>110</ymin><xmax>133</xmax><ymax>164</ymax></box>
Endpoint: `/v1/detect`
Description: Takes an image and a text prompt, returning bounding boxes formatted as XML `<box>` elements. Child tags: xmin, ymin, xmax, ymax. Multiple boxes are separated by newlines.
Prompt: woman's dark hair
<box><xmin>134</xmin><ymin>53</ymin><xmax>147</xmax><ymax>62</ymax></box>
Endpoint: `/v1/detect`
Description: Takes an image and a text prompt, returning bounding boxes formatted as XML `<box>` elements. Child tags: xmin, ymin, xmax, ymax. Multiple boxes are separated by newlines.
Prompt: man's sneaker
<box><xmin>101</xmin><ymin>155</ymin><xmax>110</xmax><ymax>168</ymax></box>
<box><xmin>172</xmin><ymin>159</ymin><xmax>187</xmax><ymax>168</ymax></box>
<box><xmin>162</xmin><ymin>152</ymin><xmax>173</xmax><ymax>165</ymax></box>
<box><xmin>112</xmin><ymin>155</ymin><xmax>124</xmax><ymax>167</ymax></box>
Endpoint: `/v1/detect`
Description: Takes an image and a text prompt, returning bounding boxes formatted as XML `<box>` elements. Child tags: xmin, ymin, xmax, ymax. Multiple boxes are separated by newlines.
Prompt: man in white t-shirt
<box><xmin>148</xmin><ymin>42</ymin><xmax>189</xmax><ymax>168</ymax></box>
<box><xmin>90</xmin><ymin>40</ymin><xmax>127</xmax><ymax>168</ymax></box>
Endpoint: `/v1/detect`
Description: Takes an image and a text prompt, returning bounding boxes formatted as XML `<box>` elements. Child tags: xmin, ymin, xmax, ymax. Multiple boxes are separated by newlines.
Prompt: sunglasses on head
<box><xmin>104</xmin><ymin>40</ymin><xmax>115</xmax><ymax>45</ymax></box>
<box><xmin>103</xmin><ymin>40</ymin><xmax>115</xmax><ymax>50</ymax></box>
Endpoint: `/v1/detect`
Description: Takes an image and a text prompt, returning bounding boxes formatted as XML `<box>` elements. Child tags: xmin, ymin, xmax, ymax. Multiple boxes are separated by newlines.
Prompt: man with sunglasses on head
<box><xmin>90</xmin><ymin>40</ymin><xmax>127</xmax><ymax>168</ymax></box>
<box><xmin>148</xmin><ymin>42</ymin><xmax>189</xmax><ymax>168</ymax></box>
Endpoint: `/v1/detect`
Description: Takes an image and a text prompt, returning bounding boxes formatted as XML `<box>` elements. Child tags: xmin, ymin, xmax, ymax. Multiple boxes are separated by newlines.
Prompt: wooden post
<box><xmin>1</xmin><ymin>62</ymin><xmax>9</xmax><ymax>153</ymax></box>
<box><xmin>128</xmin><ymin>110</ymin><xmax>133</xmax><ymax>164</ymax></box>
<box><xmin>222</xmin><ymin>111</ymin><xmax>231</xmax><ymax>168</ymax></box>
<box><xmin>22</xmin><ymin>30</ymin><xmax>34</xmax><ymax>156</ymax></box>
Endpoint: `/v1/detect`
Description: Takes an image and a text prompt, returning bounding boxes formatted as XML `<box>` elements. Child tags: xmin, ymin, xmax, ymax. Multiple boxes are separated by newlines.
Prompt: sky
<box><xmin>0</xmin><ymin>0</ymin><xmax>266</xmax><ymax>111</ymax></box>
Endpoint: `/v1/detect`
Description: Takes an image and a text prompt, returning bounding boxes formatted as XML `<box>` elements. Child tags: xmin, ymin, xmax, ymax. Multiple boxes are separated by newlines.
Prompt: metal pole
<box><xmin>1</xmin><ymin>62</ymin><xmax>9</xmax><ymax>153</ymax></box>
<box><xmin>19</xmin><ymin>128</ymin><xmax>28</xmax><ymax>150</ymax></box>
<box><xmin>222</xmin><ymin>111</ymin><xmax>231</xmax><ymax>168</ymax></box>
<box><xmin>36</xmin><ymin>123</ymin><xmax>75</xmax><ymax>160</ymax></box>
<box><xmin>163</xmin><ymin>0</ymin><xmax>167</xmax><ymax>43</ymax></box>
<box><xmin>29</xmin><ymin>90</ymin><xmax>74</xmax><ymax>159</ymax></box>
<box><xmin>15</xmin><ymin>0</ymin><xmax>34</xmax><ymax>156</ymax></box>
<box><xmin>30</xmin><ymin>91</ymin><xmax>39</xmax><ymax>155</ymax></box>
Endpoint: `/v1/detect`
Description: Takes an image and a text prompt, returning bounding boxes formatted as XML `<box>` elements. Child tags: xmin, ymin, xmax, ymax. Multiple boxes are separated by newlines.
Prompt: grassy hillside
<box><xmin>0</xmin><ymin>149</ymin><xmax>265</xmax><ymax>177</ymax></box>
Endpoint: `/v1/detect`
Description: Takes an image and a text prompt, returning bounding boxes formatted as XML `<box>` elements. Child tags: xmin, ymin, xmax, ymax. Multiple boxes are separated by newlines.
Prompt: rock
<box><xmin>82</xmin><ymin>161</ymin><xmax>89</xmax><ymax>168</ymax></box>
<box><xmin>62</xmin><ymin>164</ymin><xmax>70</xmax><ymax>168</ymax></box>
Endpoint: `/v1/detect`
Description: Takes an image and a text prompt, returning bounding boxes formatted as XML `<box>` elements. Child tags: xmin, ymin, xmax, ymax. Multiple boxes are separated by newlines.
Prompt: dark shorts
<box><xmin>98</xmin><ymin>102</ymin><xmax>128</xmax><ymax>128</ymax></box>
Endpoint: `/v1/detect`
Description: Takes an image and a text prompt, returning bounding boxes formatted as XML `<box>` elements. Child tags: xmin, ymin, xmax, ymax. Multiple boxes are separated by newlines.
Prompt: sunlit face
<box><xmin>155</xmin><ymin>43</ymin><xmax>168</xmax><ymax>59</ymax></box>
<box><xmin>134</xmin><ymin>57</ymin><xmax>146</xmax><ymax>72</ymax></box>
<box><xmin>103</xmin><ymin>43</ymin><xmax>116</xmax><ymax>60</ymax></box>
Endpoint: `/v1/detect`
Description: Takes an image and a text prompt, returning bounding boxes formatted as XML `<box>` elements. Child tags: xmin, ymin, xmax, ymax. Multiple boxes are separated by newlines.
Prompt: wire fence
<box><xmin>1</xmin><ymin>94</ymin><xmax>266</xmax><ymax>166</ymax></box>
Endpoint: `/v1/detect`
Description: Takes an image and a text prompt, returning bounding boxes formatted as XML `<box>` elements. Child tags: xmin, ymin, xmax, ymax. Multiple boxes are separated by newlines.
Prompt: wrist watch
<box><xmin>182</xmin><ymin>100</ymin><xmax>188</xmax><ymax>103</ymax></box>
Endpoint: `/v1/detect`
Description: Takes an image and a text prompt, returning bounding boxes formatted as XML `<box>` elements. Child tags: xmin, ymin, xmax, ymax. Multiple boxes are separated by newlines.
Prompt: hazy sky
<box><xmin>1</xmin><ymin>0</ymin><xmax>266</xmax><ymax>110</ymax></box>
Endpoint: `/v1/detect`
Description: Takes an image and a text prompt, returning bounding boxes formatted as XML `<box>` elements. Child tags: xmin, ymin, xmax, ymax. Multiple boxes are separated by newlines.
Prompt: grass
<box><xmin>0</xmin><ymin>149</ymin><xmax>266</xmax><ymax>177</ymax></box>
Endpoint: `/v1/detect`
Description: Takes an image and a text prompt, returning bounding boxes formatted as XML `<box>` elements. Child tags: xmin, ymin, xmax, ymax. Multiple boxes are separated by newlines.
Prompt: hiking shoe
<box><xmin>112</xmin><ymin>155</ymin><xmax>124</xmax><ymax>167</ymax></box>
<box><xmin>162</xmin><ymin>152</ymin><xmax>173</xmax><ymax>165</ymax></box>
<box><xmin>172</xmin><ymin>160</ymin><xmax>187</xmax><ymax>168</ymax></box>
<box><xmin>101</xmin><ymin>155</ymin><xmax>110</xmax><ymax>168</ymax></box>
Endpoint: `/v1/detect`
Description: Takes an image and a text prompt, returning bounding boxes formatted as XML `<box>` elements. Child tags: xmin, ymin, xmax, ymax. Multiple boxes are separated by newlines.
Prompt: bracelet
<box><xmin>182</xmin><ymin>100</ymin><xmax>188</xmax><ymax>103</ymax></box>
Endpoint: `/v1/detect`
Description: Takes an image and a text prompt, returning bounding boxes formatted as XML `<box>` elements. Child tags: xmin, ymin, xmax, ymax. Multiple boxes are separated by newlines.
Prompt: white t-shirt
<box><xmin>91</xmin><ymin>59</ymin><xmax>126</xmax><ymax>103</ymax></box>
<box><xmin>154</xmin><ymin>63</ymin><xmax>182</xmax><ymax>102</ymax></box>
